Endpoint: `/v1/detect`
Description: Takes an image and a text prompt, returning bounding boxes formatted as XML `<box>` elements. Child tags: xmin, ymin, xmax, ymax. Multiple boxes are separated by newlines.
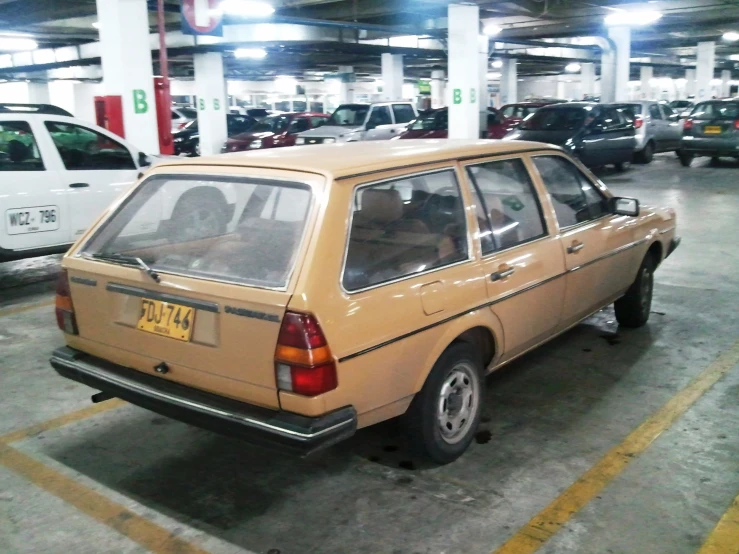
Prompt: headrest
<box><xmin>8</xmin><ymin>140</ymin><xmax>29</xmax><ymax>163</ymax></box>
<box><xmin>361</xmin><ymin>189</ymin><xmax>403</xmax><ymax>224</ymax></box>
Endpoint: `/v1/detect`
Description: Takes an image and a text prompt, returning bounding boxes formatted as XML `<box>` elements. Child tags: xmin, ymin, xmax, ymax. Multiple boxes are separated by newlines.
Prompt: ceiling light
<box><xmin>92</xmin><ymin>22</ymin><xmax>100</xmax><ymax>29</ymax></box>
<box><xmin>0</xmin><ymin>37</ymin><xmax>38</xmax><ymax>51</ymax></box>
<box><xmin>730</xmin><ymin>54</ymin><xmax>739</xmax><ymax>61</ymax></box>
<box><xmin>491</xmin><ymin>59</ymin><xmax>503</xmax><ymax>69</ymax></box>
<box><xmin>487</xmin><ymin>72</ymin><xmax>501</xmax><ymax>80</ymax></box>
<box><xmin>565</xmin><ymin>62</ymin><xmax>581</xmax><ymax>73</ymax></box>
<box><xmin>604</xmin><ymin>10</ymin><xmax>662</xmax><ymax>26</ymax></box>
<box><xmin>234</xmin><ymin>47</ymin><xmax>267</xmax><ymax>59</ymax></box>
<box><xmin>483</xmin><ymin>24</ymin><xmax>502</xmax><ymax>36</ymax></box>
<box><xmin>722</xmin><ymin>31</ymin><xmax>739</xmax><ymax>42</ymax></box>
<box><xmin>220</xmin><ymin>0</ymin><xmax>275</xmax><ymax>17</ymax></box>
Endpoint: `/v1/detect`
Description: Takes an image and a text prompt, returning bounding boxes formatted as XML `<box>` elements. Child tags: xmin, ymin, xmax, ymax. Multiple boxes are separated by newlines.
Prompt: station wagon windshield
<box><xmin>81</xmin><ymin>176</ymin><xmax>313</xmax><ymax>289</ymax></box>
<box><xmin>327</xmin><ymin>105</ymin><xmax>369</xmax><ymax>126</ymax></box>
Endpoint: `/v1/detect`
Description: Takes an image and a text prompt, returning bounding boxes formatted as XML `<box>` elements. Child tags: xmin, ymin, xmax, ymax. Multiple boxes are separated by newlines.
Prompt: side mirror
<box><xmin>138</xmin><ymin>152</ymin><xmax>152</xmax><ymax>167</ymax></box>
<box><xmin>611</xmin><ymin>197</ymin><xmax>639</xmax><ymax>217</ymax></box>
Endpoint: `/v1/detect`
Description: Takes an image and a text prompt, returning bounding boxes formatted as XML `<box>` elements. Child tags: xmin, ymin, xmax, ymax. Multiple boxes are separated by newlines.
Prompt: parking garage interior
<box><xmin>1</xmin><ymin>1</ymin><xmax>739</xmax><ymax>553</ymax></box>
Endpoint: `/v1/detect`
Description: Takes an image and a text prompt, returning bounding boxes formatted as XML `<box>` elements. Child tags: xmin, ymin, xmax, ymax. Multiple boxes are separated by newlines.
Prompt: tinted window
<box><xmin>648</xmin><ymin>104</ymin><xmax>662</xmax><ymax>120</ymax></box>
<box><xmin>690</xmin><ymin>102</ymin><xmax>739</xmax><ymax>120</ymax></box>
<box><xmin>310</xmin><ymin>116</ymin><xmax>328</xmax><ymax>127</ymax></box>
<box><xmin>367</xmin><ymin>106</ymin><xmax>392</xmax><ymax>127</ymax></box>
<box><xmin>467</xmin><ymin>159</ymin><xmax>546</xmax><ymax>253</ymax></box>
<box><xmin>343</xmin><ymin>170</ymin><xmax>468</xmax><ymax>291</ymax></box>
<box><xmin>178</xmin><ymin>108</ymin><xmax>198</xmax><ymax>119</ymax></box>
<box><xmin>392</xmin><ymin>104</ymin><xmax>416</xmax><ymax>124</ymax></box>
<box><xmin>410</xmin><ymin>109</ymin><xmax>447</xmax><ymax>130</ymax></box>
<box><xmin>533</xmin><ymin>156</ymin><xmax>609</xmax><ymax>229</ymax></box>
<box><xmin>660</xmin><ymin>104</ymin><xmax>674</xmax><ymax>118</ymax></box>
<box><xmin>522</xmin><ymin>107</ymin><xmax>591</xmax><ymax>131</ymax></box>
<box><xmin>328</xmin><ymin>104</ymin><xmax>369</xmax><ymax>126</ymax></box>
<box><xmin>0</xmin><ymin>121</ymin><xmax>44</xmax><ymax>171</ymax></box>
<box><xmin>249</xmin><ymin>115</ymin><xmax>290</xmax><ymax>133</ymax></box>
<box><xmin>289</xmin><ymin>118</ymin><xmax>310</xmax><ymax>133</ymax></box>
<box><xmin>227</xmin><ymin>115</ymin><xmax>255</xmax><ymax>133</ymax></box>
<box><xmin>502</xmin><ymin>105</ymin><xmax>536</xmax><ymax>119</ymax></box>
<box><xmin>45</xmin><ymin>122</ymin><xmax>135</xmax><ymax>171</ymax></box>
<box><xmin>594</xmin><ymin>107</ymin><xmax>623</xmax><ymax>130</ymax></box>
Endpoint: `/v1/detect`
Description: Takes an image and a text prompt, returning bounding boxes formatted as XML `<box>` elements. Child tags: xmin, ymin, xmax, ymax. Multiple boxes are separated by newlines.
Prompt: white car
<box><xmin>171</xmin><ymin>106</ymin><xmax>198</xmax><ymax>133</ymax></box>
<box><xmin>0</xmin><ymin>111</ymin><xmax>153</xmax><ymax>261</ymax></box>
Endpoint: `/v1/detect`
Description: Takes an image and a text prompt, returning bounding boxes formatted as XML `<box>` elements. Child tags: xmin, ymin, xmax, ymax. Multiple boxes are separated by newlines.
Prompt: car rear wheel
<box><xmin>614</xmin><ymin>161</ymin><xmax>630</xmax><ymax>172</ymax></box>
<box><xmin>637</xmin><ymin>141</ymin><xmax>655</xmax><ymax>164</ymax></box>
<box><xmin>615</xmin><ymin>253</ymin><xmax>655</xmax><ymax>328</ymax></box>
<box><xmin>405</xmin><ymin>343</ymin><xmax>484</xmax><ymax>464</ymax></box>
<box><xmin>679</xmin><ymin>151</ymin><xmax>694</xmax><ymax>167</ymax></box>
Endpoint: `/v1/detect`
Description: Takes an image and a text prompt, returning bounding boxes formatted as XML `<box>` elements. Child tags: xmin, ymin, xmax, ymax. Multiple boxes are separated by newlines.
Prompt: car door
<box><xmin>43</xmin><ymin>119</ymin><xmax>139</xmax><ymax>241</ymax></box>
<box><xmin>463</xmin><ymin>156</ymin><xmax>565</xmax><ymax>360</ymax></box>
<box><xmin>0</xmin><ymin>118</ymin><xmax>69</xmax><ymax>253</ymax></box>
<box><xmin>530</xmin><ymin>154</ymin><xmax>638</xmax><ymax>328</ymax></box>
<box><xmin>647</xmin><ymin>103</ymin><xmax>667</xmax><ymax>151</ymax></box>
<box><xmin>659</xmin><ymin>104</ymin><xmax>683</xmax><ymax>150</ymax></box>
<box><xmin>582</xmin><ymin>107</ymin><xmax>634</xmax><ymax>166</ymax></box>
<box><xmin>389</xmin><ymin>103</ymin><xmax>417</xmax><ymax>138</ymax></box>
<box><xmin>363</xmin><ymin>105</ymin><xmax>395</xmax><ymax>140</ymax></box>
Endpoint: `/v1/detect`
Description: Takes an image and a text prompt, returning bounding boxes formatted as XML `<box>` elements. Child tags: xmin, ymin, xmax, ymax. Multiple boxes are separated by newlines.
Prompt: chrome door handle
<box><xmin>491</xmin><ymin>268</ymin><xmax>515</xmax><ymax>281</ymax></box>
<box><xmin>567</xmin><ymin>242</ymin><xmax>584</xmax><ymax>254</ymax></box>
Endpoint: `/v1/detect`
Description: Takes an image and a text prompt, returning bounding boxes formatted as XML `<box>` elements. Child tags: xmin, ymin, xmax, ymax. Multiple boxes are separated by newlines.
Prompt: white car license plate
<box><xmin>6</xmin><ymin>206</ymin><xmax>60</xmax><ymax>235</ymax></box>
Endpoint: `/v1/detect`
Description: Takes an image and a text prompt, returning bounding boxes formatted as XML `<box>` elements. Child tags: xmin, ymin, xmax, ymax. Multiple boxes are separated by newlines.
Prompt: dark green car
<box><xmin>679</xmin><ymin>99</ymin><xmax>739</xmax><ymax>166</ymax></box>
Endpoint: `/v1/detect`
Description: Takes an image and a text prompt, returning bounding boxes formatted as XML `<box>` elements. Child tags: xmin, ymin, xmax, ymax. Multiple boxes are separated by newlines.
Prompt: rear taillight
<box><xmin>275</xmin><ymin>312</ymin><xmax>337</xmax><ymax>396</ymax></box>
<box><xmin>684</xmin><ymin>119</ymin><xmax>693</xmax><ymax>131</ymax></box>
<box><xmin>55</xmin><ymin>270</ymin><xmax>78</xmax><ymax>335</ymax></box>
<box><xmin>634</xmin><ymin>116</ymin><xmax>644</xmax><ymax>129</ymax></box>
<box><xmin>734</xmin><ymin>119</ymin><xmax>739</xmax><ymax>130</ymax></box>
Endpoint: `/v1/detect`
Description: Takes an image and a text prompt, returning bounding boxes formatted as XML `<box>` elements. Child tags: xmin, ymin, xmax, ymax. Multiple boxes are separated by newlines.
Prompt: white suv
<box><xmin>0</xmin><ymin>108</ymin><xmax>152</xmax><ymax>261</ymax></box>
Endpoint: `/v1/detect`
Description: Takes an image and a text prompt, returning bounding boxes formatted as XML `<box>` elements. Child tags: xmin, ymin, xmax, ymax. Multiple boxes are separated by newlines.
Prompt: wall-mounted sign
<box><xmin>181</xmin><ymin>0</ymin><xmax>223</xmax><ymax>36</ymax></box>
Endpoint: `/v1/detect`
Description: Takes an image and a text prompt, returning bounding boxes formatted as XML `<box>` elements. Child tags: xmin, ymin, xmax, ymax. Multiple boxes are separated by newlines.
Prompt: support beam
<box><xmin>193</xmin><ymin>52</ymin><xmax>227</xmax><ymax>156</ymax></box>
<box><xmin>500</xmin><ymin>58</ymin><xmax>517</xmax><ymax>105</ymax></box>
<box><xmin>431</xmin><ymin>69</ymin><xmax>445</xmax><ymax>109</ymax></box>
<box><xmin>448</xmin><ymin>3</ymin><xmax>480</xmax><ymax>139</ymax></box>
<box><xmin>607</xmin><ymin>25</ymin><xmax>631</xmax><ymax>102</ymax></box>
<box><xmin>27</xmin><ymin>82</ymin><xmax>50</xmax><ymax>105</ymax></box>
<box><xmin>721</xmin><ymin>69</ymin><xmax>731</xmax><ymax>98</ymax></box>
<box><xmin>640</xmin><ymin>66</ymin><xmax>653</xmax><ymax>100</ymax></box>
<box><xmin>685</xmin><ymin>68</ymin><xmax>697</xmax><ymax>98</ymax></box>
<box><xmin>695</xmin><ymin>41</ymin><xmax>715</xmax><ymax>102</ymax></box>
<box><xmin>381</xmin><ymin>53</ymin><xmax>403</xmax><ymax>100</ymax></box>
<box><xmin>581</xmin><ymin>62</ymin><xmax>594</xmax><ymax>99</ymax></box>
<box><xmin>479</xmin><ymin>34</ymin><xmax>489</xmax><ymax>135</ymax></box>
<box><xmin>337</xmin><ymin>65</ymin><xmax>354</xmax><ymax>103</ymax></box>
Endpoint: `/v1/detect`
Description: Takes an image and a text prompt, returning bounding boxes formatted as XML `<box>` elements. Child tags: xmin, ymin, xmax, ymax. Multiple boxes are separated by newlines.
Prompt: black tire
<box><xmin>679</xmin><ymin>151</ymin><xmax>694</xmax><ymax>167</ymax></box>
<box><xmin>637</xmin><ymin>141</ymin><xmax>654</xmax><ymax>164</ymax></box>
<box><xmin>615</xmin><ymin>253</ymin><xmax>655</xmax><ymax>328</ymax></box>
<box><xmin>171</xmin><ymin>191</ymin><xmax>227</xmax><ymax>241</ymax></box>
<box><xmin>405</xmin><ymin>343</ymin><xmax>484</xmax><ymax>464</ymax></box>
<box><xmin>614</xmin><ymin>161</ymin><xmax>630</xmax><ymax>172</ymax></box>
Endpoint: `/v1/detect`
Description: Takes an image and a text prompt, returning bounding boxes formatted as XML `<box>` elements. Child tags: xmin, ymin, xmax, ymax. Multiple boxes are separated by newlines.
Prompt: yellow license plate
<box><xmin>704</xmin><ymin>126</ymin><xmax>722</xmax><ymax>134</ymax></box>
<box><xmin>137</xmin><ymin>299</ymin><xmax>195</xmax><ymax>342</ymax></box>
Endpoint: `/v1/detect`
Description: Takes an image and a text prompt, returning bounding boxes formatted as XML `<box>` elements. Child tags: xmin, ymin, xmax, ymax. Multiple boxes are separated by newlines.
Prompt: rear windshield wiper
<box><xmin>89</xmin><ymin>253</ymin><xmax>161</xmax><ymax>283</ymax></box>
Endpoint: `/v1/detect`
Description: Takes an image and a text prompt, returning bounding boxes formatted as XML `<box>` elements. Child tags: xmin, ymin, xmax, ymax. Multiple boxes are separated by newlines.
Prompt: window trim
<box><xmin>339</xmin><ymin>166</ymin><xmax>473</xmax><ymax>295</ymax></box>
<box><xmin>0</xmin><ymin>119</ymin><xmax>46</xmax><ymax>171</ymax></box>
<box><xmin>464</xmin><ymin>157</ymin><xmax>550</xmax><ymax>257</ymax></box>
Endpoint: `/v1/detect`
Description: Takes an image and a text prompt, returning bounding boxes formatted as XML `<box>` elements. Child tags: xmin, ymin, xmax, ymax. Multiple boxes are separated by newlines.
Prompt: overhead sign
<box><xmin>181</xmin><ymin>0</ymin><xmax>223</xmax><ymax>36</ymax></box>
<box><xmin>418</xmin><ymin>81</ymin><xmax>431</xmax><ymax>95</ymax></box>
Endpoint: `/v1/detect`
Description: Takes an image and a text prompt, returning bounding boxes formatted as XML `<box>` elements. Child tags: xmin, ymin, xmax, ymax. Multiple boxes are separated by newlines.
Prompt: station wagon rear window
<box><xmin>81</xmin><ymin>176</ymin><xmax>313</xmax><ymax>289</ymax></box>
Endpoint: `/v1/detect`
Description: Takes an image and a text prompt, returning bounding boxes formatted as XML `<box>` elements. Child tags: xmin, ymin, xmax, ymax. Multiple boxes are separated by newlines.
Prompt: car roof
<box><xmin>542</xmin><ymin>102</ymin><xmax>597</xmax><ymax>109</ymax></box>
<box><xmin>0</xmin><ymin>113</ymin><xmax>90</xmax><ymax>122</ymax></box>
<box><xmin>155</xmin><ymin>139</ymin><xmax>558</xmax><ymax>180</ymax></box>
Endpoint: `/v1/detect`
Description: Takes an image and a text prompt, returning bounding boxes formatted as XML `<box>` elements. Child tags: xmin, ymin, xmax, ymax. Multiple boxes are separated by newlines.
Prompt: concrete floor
<box><xmin>1</xmin><ymin>154</ymin><xmax>738</xmax><ymax>554</ymax></box>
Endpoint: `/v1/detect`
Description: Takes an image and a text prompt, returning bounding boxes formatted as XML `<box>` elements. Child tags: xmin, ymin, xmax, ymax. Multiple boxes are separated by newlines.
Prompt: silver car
<box><xmin>612</xmin><ymin>101</ymin><xmax>683</xmax><ymax>163</ymax></box>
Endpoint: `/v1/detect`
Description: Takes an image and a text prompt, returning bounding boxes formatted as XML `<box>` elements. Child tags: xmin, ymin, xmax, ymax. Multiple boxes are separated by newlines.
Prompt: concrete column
<box><xmin>337</xmin><ymin>65</ymin><xmax>354</xmax><ymax>104</ymax></box>
<box><xmin>95</xmin><ymin>0</ymin><xmax>159</xmax><ymax>153</ymax></box>
<box><xmin>720</xmin><ymin>69</ymin><xmax>731</xmax><ymax>98</ymax></box>
<box><xmin>48</xmin><ymin>81</ymin><xmax>76</xmax><ymax>117</ymax></box>
<box><xmin>639</xmin><ymin>66</ymin><xmax>653</xmax><ymax>99</ymax></box>
<box><xmin>581</xmin><ymin>62</ymin><xmax>595</xmax><ymax>99</ymax></box>
<box><xmin>500</xmin><ymin>58</ymin><xmax>517</xmax><ymax>105</ymax></box>
<box><xmin>194</xmin><ymin>53</ymin><xmax>227</xmax><ymax>157</ymax></box>
<box><xmin>448</xmin><ymin>3</ymin><xmax>480</xmax><ymax>139</ymax></box>
<box><xmin>28</xmin><ymin>83</ymin><xmax>50</xmax><ymax>105</ymax></box>
<box><xmin>431</xmin><ymin>69</ymin><xmax>445</xmax><ymax>109</ymax></box>
<box><xmin>696</xmin><ymin>41</ymin><xmax>715</xmax><ymax>102</ymax></box>
<box><xmin>556</xmin><ymin>75</ymin><xmax>566</xmax><ymax>99</ymax></box>
<box><xmin>685</xmin><ymin>68</ymin><xmax>697</xmax><ymax>98</ymax></box>
<box><xmin>479</xmin><ymin>35</ymin><xmax>489</xmax><ymax>136</ymax></box>
<box><xmin>381</xmin><ymin>54</ymin><xmax>403</xmax><ymax>101</ymax></box>
<box><xmin>608</xmin><ymin>25</ymin><xmax>631</xmax><ymax>102</ymax></box>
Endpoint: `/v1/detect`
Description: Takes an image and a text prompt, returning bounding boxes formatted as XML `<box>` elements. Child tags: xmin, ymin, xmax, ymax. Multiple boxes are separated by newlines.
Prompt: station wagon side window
<box><xmin>343</xmin><ymin>169</ymin><xmax>468</xmax><ymax>292</ymax></box>
<box><xmin>466</xmin><ymin>158</ymin><xmax>547</xmax><ymax>254</ymax></box>
<box><xmin>0</xmin><ymin>121</ymin><xmax>45</xmax><ymax>171</ymax></box>
<box><xmin>44</xmin><ymin>121</ymin><xmax>136</xmax><ymax>171</ymax></box>
<box><xmin>532</xmin><ymin>156</ymin><xmax>610</xmax><ymax>229</ymax></box>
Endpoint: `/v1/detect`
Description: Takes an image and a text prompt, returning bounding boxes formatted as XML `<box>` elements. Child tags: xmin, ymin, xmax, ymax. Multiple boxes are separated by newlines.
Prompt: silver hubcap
<box><xmin>437</xmin><ymin>362</ymin><xmax>479</xmax><ymax>445</ymax></box>
<box><xmin>641</xmin><ymin>267</ymin><xmax>652</xmax><ymax>316</ymax></box>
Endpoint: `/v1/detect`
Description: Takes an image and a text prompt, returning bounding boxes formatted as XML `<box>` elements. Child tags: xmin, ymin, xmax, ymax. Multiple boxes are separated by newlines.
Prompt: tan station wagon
<box><xmin>51</xmin><ymin>140</ymin><xmax>680</xmax><ymax>463</ymax></box>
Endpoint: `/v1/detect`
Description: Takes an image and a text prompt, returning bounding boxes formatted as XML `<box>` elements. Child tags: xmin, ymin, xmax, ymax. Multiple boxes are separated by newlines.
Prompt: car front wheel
<box><xmin>615</xmin><ymin>253</ymin><xmax>655</xmax><ymax>328</ymax></box>
<box><xmin>679</xmin><ymin>151</ymin><xmax>694</xmax><ymax>167</ymax></box>
<box><xmin>405</xmin><ymin>343</ymin><xmax>484</xmax><ymax>464</ymax></box>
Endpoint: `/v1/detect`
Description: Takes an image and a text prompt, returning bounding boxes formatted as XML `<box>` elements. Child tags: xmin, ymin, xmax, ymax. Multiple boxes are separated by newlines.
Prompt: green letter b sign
<box><xmin>453</xmin><ymin>88</ymin><xmax>462</xmax><ymax>105</ymax></box>
<box><xmin>133</xmin><ymin>89</ymin><xmax>148</xmax><ymax>114</ymax></box>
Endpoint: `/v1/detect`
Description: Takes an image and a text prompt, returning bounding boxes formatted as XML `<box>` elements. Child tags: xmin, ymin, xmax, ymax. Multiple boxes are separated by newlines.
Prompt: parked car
<box><xmin>670</xmin><ymin>100</ymin><xmax>695</xmax><ymax>118</ymax></box>
<box><xmin>499</xmin><ymin>101</ymin><xmax>562</xmax><ymax>128</ymax></box>
<box><xmin>0</xmin><ymin>112</ymin><xmax>153</xmax><ymax>261</ymax></box>
<box><xmin>0</xmin><ymin>103</ymin><xmax>73</xmax><ymax>116</ymax></box>
<box><xmin>611</xmin><ymin>101</ymin><xmax>683</xmax><ymax>163</ymax></box>
<box><xmin>49</xmin><ymin>140</ymin><xmax>678</xmax><ymax>464</ymax></box>
<box><xmin>678</xmin><ymin>98</ymin><xmax>739</xmax><ymax>166</ymax></box>
<box><xmin>173</xmin><ymin>114</ymin><xmax>256</xmax><ymax>156</ymax></box>
<box><xmin>296</xmin><ymin>101</ymin><xmax>418</xmax><ymax>144</ymax></box>
<box><xmin>170</xmin><ymin>106</ymin><xmax>198</xmax><ymax>133</ymax></box>
<box><xmin>222</xmin><ymin>112</ymin><xmax>330</xmax><ymax>152</ymax></box>
<box><xmin>396</xmin><ymin>107</ymin><xmax>512</xmax><ymax>139</ymax></box>
<box><xmin>504</xmin><ymin>102</ymin><xmax>636</xmax><ymax>170</ymax></box>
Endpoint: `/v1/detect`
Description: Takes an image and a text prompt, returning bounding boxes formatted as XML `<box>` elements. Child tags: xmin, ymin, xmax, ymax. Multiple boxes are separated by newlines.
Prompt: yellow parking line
<box><xmin>0</xmin><ymin>298</ymin><xmax>55</xmax><ymax>318</ymax></box>
<box><xmin>493</xmin><ymin>340</ymin><xmax>739</xmax><ymax>554</ymax></box>
<box><xmin>0</xmin><ymin>443</ymin><xmax>211</xmax><ymax>554</ymax></box>
<box><xmin>0</xmin><ymin>399</ymin><xmax>125</xmax><ymax>445</ymax></box>
<box><xmin>697</xmin><ymin>493</ymin><xmax>739</xmax><ymax>554</ymax></box>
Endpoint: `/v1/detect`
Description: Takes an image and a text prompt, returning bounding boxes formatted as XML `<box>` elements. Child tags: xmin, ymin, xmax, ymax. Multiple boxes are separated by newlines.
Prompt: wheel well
<box><xmin>647</xmin><ymin>240</ymin><xmax>663</xmax><ymax>264</ymax></box>
<box><xmin>452</xmin><ymin>326</ymin><xmax>497</xmax><ymax>368</ymax></box>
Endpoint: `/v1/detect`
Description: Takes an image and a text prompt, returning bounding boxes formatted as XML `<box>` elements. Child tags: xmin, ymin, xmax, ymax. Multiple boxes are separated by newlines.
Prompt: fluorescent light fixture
<box><xmin>483</xmin><ymin>24</ymin><xmax>502</xmax><ymax>36</ymax></box>
<box><xmin>491</xmin><ymin>59</ymin><xmax>503</xmax><ymax>69</ymax></box>
<box><xmin>234</xmin><ymin>47</ymin><xmax>267</xmax><ymax>59</ymax></box>
<box><xmin>730</xmin><ymin>54</ymin><xmax>739</xmax><ymax>61</ymax></box>
<box><xmin>604</xmin><ymin>10</ymin><xmax>662</xmax><ymax>26</ymax></box>
<box><xmin>220</xmin><ymin>0</ymin><xmax>275</xmax><ymax>17</ymax></box>
<box><xmin>0</xmin><ymin>37</ymin><xmax>38</xmax><ymax>51</ymax></box>
<box><xmin>92</xmin><ymin>22</ymin><xmax>100</xmax><ymax>29</ymax></box>
<box><xmin>565</xmin><ymin>62</ymin><xmax>581</xmax><ymax>73</ymax></box>
<box><xmin>487</xmin><ymin>72</ymin><xmax>501</xmax><ymax>80</ymax></box>
<box><xmin>722</xmin><ymin>31</ymin><xmax>739</xmax><ymax>42</ymax></box>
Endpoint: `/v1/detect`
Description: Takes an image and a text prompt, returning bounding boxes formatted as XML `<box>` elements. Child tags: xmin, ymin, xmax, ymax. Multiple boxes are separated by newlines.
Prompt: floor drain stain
<box><xmin>600</xmin><ymin>333</ymin><xmax>621</xmax><ymax>345</ymax></box>
<box><xmin>475</xmin><ymin>430</ymin><xmax>492</xmax><ymax>444</ymax></box>
<box><xmin>396</xmin><ymin>476</ymin><xmax>413</xmax><ymax>485</ymax></box>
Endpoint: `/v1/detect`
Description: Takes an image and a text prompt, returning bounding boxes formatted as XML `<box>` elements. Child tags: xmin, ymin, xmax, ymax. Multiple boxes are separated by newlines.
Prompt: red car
<box><xmin>499</xmin><ymin>101</ymin><xmax>566</xmax><ymax>127</ymax></box>
<box><xmin>222</xmin><ymin>112</ymin><xmax>330</xmax><ymax>152</ymax></box>
<box><xmin>397</xmin><ymin>107</ymin><xmax>512</xmax><ymax>139</ymax></box>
